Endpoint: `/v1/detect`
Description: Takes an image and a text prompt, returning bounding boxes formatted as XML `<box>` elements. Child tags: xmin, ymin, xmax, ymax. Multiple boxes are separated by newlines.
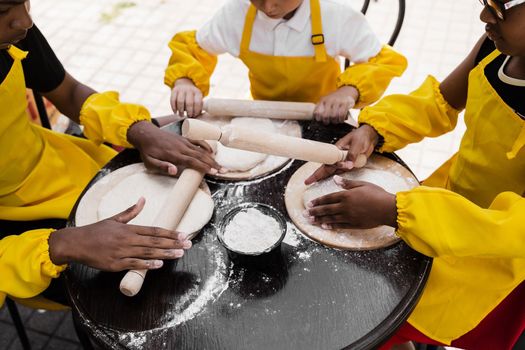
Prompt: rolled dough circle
<box><xmin>98</xmin><ymin>173</ymin><xmax>214</xmax><ymax>234</ymax></box>
<box><xmin>285</xmin><ymin>155</ymin><xmax>419</xmax><ymax>250</ymax></box>
<box><xmin>75</xmin><ymin>164</ymin><xmax>214</xmax><ymax>236</ymax></box>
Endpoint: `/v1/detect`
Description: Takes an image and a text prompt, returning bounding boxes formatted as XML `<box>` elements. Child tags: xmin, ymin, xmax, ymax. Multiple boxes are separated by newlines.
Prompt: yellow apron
<box><xmin>447</xmin><ymin>50</ymin><xmax>525</xmax><ymax>207</ymax></box>
<box><xmin>0</xmin><ymin>45</ymin><xmax>116</xmax><ymax>222</ymax></box>
<box><xmin>239</xmin><ymin>0</ymin><xmax>341</xmax><ymax>103</ymax></box>
<box><xmin>408</xmin><ymin>50</ymin><xmax>525</xmax><ymax>343</ymax></box>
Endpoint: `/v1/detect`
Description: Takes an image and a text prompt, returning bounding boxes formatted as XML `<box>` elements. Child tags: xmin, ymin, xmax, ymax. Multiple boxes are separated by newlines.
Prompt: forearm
<box><xmin>338</xmin><ymin>46</ymin><xmax>407</xmax><ymax>108</ymax></box>
<box><xmin>79</xmin><ymin>91</ymin><xmax>151</xmax><ymax>148</ymax></box>
<box><xmin>358</xmin><ymin>75</ymin><xmax>460</xmax><ymax>153</ymax></box>
<box><xmin>43</xmin><ymin>73</ymin><xmax>96</xmax><ymax>124</ymax></box>
<box><xmin>396</xmin><ymin>188</ymin><xmax>525</xmax><ymax>258</ymax></box>
<box><xmin>165</xmin><ymin>30</ymin><xmax>217</xmax><ymax>95</ymax></box>
<box><xmin>0</xmin><ymin>230</ymin><xmax>66</xmax><ymax>301</ymax></box>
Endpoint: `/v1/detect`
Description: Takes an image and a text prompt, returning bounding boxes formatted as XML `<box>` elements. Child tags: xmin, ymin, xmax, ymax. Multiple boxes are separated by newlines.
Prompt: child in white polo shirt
<box><xmin>165</xmin><ymin>0</ymin><xmax>407</xmax><ymax>124</ymax></box>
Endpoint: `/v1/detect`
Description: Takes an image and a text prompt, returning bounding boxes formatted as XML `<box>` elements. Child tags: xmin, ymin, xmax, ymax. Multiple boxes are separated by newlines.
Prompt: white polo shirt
<box><xmin>196</xmin><ymin>0</ymin><xmax>382</xmax><ymax>63</ymax></box>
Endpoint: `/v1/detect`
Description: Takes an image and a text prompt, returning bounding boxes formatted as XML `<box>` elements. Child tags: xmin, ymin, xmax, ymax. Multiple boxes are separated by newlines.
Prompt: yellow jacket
<box><xmin>359</xmin><ymin>50</ymin><xmax>525</xmax><ymax>344</ymax></box>
<box><xmin>164</xmin><ymin>30</ymin><xmax>407</xmax><ymax>107</ymax></box>
<box><xmin>0</xmin><ymin>45</ymin><xmax>151</xmax><ymax>308</ymax></box>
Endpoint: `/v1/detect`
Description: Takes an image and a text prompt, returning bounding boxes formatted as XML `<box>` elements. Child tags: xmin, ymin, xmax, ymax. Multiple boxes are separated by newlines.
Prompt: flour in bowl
<box><xmin>222</xmin><ymin>208</ymin><xmax>283</xmax><ymax>254</ymax></box>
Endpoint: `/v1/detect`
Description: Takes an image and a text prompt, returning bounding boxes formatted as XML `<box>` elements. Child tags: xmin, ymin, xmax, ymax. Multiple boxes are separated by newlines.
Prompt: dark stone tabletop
<box><xmin>66</xmin><ymin>121</ymin><xmax>432</xmax><ymax>350</ymax></box>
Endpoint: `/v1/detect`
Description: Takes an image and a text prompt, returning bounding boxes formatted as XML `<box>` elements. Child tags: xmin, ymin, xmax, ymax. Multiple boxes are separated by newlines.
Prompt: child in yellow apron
<box><xmin>164</xmin><ymin>0</ymin><xmax>407</xmax><ymax>124</ymax></box>
<box><xmin>0</xmin><ymin>8</ymin><xmax>215</xmax><ymax>309</ymax></box>
<box><xmin>304</xmin><ymin>2</ymin><xmax>525</xmax><ymax>349</ymax></box>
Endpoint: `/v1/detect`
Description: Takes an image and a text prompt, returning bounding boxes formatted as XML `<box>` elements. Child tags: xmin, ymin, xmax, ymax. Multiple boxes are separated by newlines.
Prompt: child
<box><xmin>304</xmin><ymin>1</ymin><xmax>525</xmax><ymax>349</ymax></box>
<box><xmin>165</xmin><ymin>0</ymin><xmax>407</xmax><ymax>124</ymax></box>
<box><xmin>0</xmin><ymin>2</ymin><xmax>219</xmax><ymax>309</ymax></box>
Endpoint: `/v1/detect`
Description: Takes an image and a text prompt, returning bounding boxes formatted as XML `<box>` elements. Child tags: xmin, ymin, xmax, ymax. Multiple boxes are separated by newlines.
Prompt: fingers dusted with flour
<box><xmin>49</xmin><ymin>198</ymin><xmax>192</xmax><ymax>272</ymax></box>
<box><xmin>304</xmin><ymin>176</ymin><xmax>398</xmax><ymax>230</ymax></box>
<box><xmin>304</xmin><ymin>124</ymin><xmax>379</xmax><ymax>185</ymax></box>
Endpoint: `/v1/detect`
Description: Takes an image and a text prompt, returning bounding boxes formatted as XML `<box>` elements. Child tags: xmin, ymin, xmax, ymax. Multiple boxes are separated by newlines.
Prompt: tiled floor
<box><xmin>0</xmin><ymin>303</ymin><xmax>81</xmax><ymax>349</ymax></box>
<box><xmin>29</xmin><ymin>0</ymin><xmax>485</xmax><ymax>181</ymax></box>
<box><xmin>1</xmin><ymin>0</ymin><xmax>522</xmax><ymax>349</ymax></box>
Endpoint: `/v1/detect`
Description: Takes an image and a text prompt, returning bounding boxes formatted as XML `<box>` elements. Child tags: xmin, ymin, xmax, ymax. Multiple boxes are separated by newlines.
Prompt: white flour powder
<box><xmin>222</xmin><ymin>208</ymin><xmax>282</xmax><ymax>253</ymax></box>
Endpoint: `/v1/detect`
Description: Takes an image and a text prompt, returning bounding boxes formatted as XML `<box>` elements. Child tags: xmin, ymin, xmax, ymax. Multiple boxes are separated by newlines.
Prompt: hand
<box><xmin>305</xmin><ymin>124</ymin><xmax>379</xmax><ymax>185</ymax></box>
<box><xmin>304</xmin><ymin>176</ymin><xmax>398</xmax><ymax>230</ymax></box>
<box><xmin>170</xmin><ymin>78</ymin><xmax>203</xmax><ymax>118</ymax></box>
<box><xmin>313</xmin><ymin>86</ymin><xmax>358</xmax><ymax>125</ymax></box>
<box><xmin>48</xmin><ymin>198</ymin><xmax>193</xmax><ymax>271</ymax></box>
<box><xmin>127</xmin><ymin>121</ymin><xmax>219</xmax><ymax>175</ymax></box>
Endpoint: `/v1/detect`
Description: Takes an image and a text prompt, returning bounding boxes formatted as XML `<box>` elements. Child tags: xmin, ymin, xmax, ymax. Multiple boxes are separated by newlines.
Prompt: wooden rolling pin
<box><xmin>119</xmin><ymin>168</ymin><xmax>204</xmax><ymax>297</ymax></box>
<box><xmin>203</xmin><ymin>98</ymin><xmax>316</xmax><ymax>120</ymax></box>
<box><xmin>203</xmin><ymin>98</ymin><xmax>357</xmax><ymax>127</ymax></box>
<box><xmin>182</xmin><ymin>118</ymin><xmax>367</xmax><ymax>167</ymax></box>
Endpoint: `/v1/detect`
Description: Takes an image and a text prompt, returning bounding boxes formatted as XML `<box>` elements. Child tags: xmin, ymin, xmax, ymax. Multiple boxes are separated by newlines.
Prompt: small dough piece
<box><xmin>215</xmin><ymin>117</ymin><xmax>276</xmax><ymax>172</ymax></box>
<box><xmin>215</xmin><ymin>144</ymin><xmax>267</xmax><ymax>172</ymax></box>
<box><xmin>303</xmin><ymin>168</ymin><xmax>411</xmax><ymax>208</ymax></box>
<box><xmin>98</xmin><ymin>173</ymin><xmax>214</xmax><ymax>233</ymax></box>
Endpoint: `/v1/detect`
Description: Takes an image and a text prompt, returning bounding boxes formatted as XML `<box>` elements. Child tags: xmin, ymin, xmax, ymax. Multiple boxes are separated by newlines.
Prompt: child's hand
<box><xmin>127</xmin><ymin>121</ymin><xmax>219</xmax><ymax>176</ymax></box>
<box><xmin>304</xmin><ymin>176</ymin><xmax>398</xmax><ymax>230</ymax></box>
<box><xmin>170</xmin><ymin>78</ymin><xmax>203</xmax><ymax>118</ymax></box>
<box><xmin>313</xmin><ymin>86</ymin><xmax>359</xmax><ymax>124</ymax></box>
<box><xmin>305</xmin><ymin>124</ymin><xmax>379</xmax><ymax>185</ymax></box>
<box><xmin>49</xmin><ymin>198</ymin><xmax>193</xmax><ymax>271</ymax></box>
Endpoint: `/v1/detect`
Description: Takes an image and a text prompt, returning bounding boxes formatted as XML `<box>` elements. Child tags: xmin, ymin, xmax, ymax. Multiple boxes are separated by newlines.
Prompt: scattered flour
<box><xmin>161</xmin><ymin>244</ymin><xmax>228</xmax><ymax>328</ymax></box>
<box><xmin>116</xmin><ymin>243</ymin><xmax>229</xmax><ymax>348</ymax></box>
<box><xmin>282</xmin><ymin>222</ymin><xmax>303</xmax><ymax>247</ymax></box>
<box><xmin>222</xmin><ymin>208</ymin><xmax>283</xmax><ymax>253</ymax></box>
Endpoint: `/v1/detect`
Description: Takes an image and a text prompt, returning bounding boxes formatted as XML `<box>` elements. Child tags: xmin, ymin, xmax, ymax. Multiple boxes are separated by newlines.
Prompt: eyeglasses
<box><xmin>479</xmin><ymin>0</ymin><xmax>525</xmax><ymax>20</ymax></box>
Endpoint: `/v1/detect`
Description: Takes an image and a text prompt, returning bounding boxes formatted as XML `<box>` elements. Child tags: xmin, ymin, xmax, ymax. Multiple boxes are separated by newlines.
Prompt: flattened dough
<box><xmin>196</xmin><ymin>113</ymin><xmax>301</xmax><ymax>180</ymax></box>
<box><xmin>97</xmin><ymin>172</ymin><xmax>214</xmax><ymax>234</ymax></box>
<box><xmin>214</xmin><ymin>117</ymin><xmax>275</xmax><ymax>172</ymax></box>
<box><xmin>303</xmin><ymin>168</ymin><xmax>411</xmax><ymax>208</ymax></box>
<box><xmin>285</xmin><ymin>156</ymin><xmax>419</xmax><ymax>250</ymax></box>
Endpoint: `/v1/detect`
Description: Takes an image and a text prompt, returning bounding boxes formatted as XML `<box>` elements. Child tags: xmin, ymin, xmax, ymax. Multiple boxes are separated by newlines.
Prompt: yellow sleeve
<box><xmin>337</xmin><ymin>45</ymin><xmax>408</xmax><ymax>108</ymax></box>
<box><xmin>79</xmin><ymin>91</ymin><xmax>151</xmax><ymax>148</ymax></box>
<box><xmin>358</xmin><ymin>75</ymin><xmax>460</xmax><ymax>153</ymax></box>
<box><xmin>0</xmin><ymin>229</ymin><xmax>67</xmax><ymax>307</ymax></box>
<box><xmin>396</xmin><ymin>187</ymin><xmax>525</xmax><ymax>258</ymax></box>
<box><xmin>164</xmin><ymin>30</ymin><xmax>218</xmax><ymax>96</ymax></box>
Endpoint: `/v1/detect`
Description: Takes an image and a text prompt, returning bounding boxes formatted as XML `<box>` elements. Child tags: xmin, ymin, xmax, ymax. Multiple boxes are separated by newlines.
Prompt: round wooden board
<box><xmin>75</xmin><ymin>163</ymin><xmax>211</xmax><ymax>239</ymax></box>
<box><xmin>285</xmin><ymin>155</ymin><xmax>419</xmax><ymax>250</ymax></box>
<box><xmin>197</xmin><ymin>113</ymin><xmax>302</xmax><ymax>180</ymax></box>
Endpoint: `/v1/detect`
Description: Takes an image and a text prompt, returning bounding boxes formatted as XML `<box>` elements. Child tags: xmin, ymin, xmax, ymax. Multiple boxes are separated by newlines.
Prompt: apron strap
<box><xmin>7</xmin><ymin>45</ymin><xmax>28</xmax><ymax>61</ymax></box>
<box><xmin>310</xmin><ymin>0</ymin><xmax>327</xmax><ymax>62</ymax></box>
<box><xmin>240</xmin><ymin>5</ymin><xmax>258</xmax><ymax>54</ymax></box>
<box><xmin>241</xmin><ymin>1</ymin><xmax>328</xmax><ymax>62</ymax></box>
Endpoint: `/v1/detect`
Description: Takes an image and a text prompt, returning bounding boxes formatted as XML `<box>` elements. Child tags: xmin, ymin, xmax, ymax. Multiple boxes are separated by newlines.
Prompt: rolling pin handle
<box><xmin>182</xmin><ymin>119</ymin><xmax>222</xmax><ymax>141</ymax></box>
<box><xmin>354</xmin><ymin>154</ymin><xmax>368</xmax><ymax>168</ymax></box>
<box><xmin>120</xmin><ymin>269</ymin><xmax>146</xmax><ymax>297</ymax></box>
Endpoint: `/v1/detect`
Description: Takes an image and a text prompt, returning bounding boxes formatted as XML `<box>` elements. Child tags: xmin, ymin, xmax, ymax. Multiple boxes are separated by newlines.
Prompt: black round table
<box><xmin>65</xmin><ymin>122</ymin><xmax>432</xmax><ymax>350</ymax></box>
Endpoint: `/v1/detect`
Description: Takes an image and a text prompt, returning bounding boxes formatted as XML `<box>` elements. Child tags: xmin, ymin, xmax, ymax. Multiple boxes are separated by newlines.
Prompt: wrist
<box><xmin>338</xmin><ymin>85</ymin><xmax>359</xmax><ymax>103</ymax></box>
<box><xmin>359</xmin><ymin>124</ymin><xmax>380</xmax><ymax>147</ymax></box>
<box><xmin>384</xmin><ymin>194</ymin><xmax>398</xmax><ymax>228</ymax></box>
<box><xmin>174</xmin><ymin>77</ymin><xmax>195</xmax><ymax>87</ymax></box>
<box><xmin>49</xmin><ymin>228</ymin><xmax>78</xmax><ymax>265</ymax></box>
<box><xmin>127</xmin><ymin>120</ymin><xmax>157</xmax><ymax>148</ymax></box>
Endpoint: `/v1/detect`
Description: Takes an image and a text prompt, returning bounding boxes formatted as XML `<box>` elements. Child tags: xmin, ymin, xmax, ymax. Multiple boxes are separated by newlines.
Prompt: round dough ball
<box><xmin>98</xmin><ymin>173</ymin><xmax>214</xmax><ymax>234</ymax></box>
<box><xmin>215</xmin><ymin>117</ymin><xmax>276</xmax><ymax>172</ymax></box>
<box><xmin>303</xmin><ymin>168</ymin><xmax>411</xmax><ymax>208</ymax></box>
